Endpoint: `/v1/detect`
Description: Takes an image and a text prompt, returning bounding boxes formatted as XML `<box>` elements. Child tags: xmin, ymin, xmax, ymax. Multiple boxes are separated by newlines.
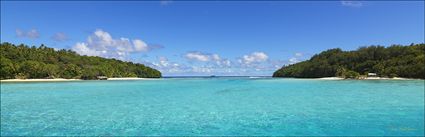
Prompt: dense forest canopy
<box><xmin>273</xmin><ymin>44</ymin><xmax>425</xmax><ymax>79</ymax></box>
<box><xmin>0</xmin><ymin>42</ymin><xmax>161</xmax><ymax>80</ymax></box>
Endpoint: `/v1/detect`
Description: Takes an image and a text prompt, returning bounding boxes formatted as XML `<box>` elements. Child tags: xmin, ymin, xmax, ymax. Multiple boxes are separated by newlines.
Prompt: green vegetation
<box><xmin>0</xmin><ymin>42</ymin><xmax>161</xmax><ymax>80</ymax></box>
<box><xmin>273</xmin><ymin>44</ymin><xmax>425</xmax><ymax>79</ymax></box>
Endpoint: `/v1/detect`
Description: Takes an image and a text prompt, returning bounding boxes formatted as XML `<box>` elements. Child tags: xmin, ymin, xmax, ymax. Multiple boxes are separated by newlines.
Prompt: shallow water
<box><xmin>1</xmin><ymin>78</ymin><xmax>424</xmax><ymax>136</ymax></box>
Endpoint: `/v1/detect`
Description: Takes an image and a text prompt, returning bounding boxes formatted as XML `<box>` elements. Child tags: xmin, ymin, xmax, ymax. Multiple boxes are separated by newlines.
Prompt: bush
<box><xmin>343</xmin><ymin>70</ymin><xmax>360</xmax><ymax>79</ymax></box>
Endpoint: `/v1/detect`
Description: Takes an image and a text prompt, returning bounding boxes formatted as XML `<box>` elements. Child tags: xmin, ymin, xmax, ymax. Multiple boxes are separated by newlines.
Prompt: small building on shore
<box><xmin>367</xmin><ymin>73</ymin><xmax>377</xmax><ymax>77</ymax></box>
<box><xmin>96</xmin><ymin>76</ymin><xmax>108</xmax><ymax>80</ymax></box>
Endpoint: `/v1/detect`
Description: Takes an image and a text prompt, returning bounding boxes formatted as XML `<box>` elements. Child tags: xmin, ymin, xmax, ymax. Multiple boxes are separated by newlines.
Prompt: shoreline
<box><xmin>0</xmin><ymin>77</ymin><xmax>158</xmax><ymax>83</ymax></box>
<box><xmin>317</xmin><ymin>77</ymin><xmax>413</xmax><ymax>80</ymax></box>
<box><xmin>1</xmin><ymin>77</ymin><xmax>419</xmax><ymax>83</ymax></box>
<box><xmin>0</xmin><ymin>78</ymin><xmax>82</xmax><ymax>82</ymax></box>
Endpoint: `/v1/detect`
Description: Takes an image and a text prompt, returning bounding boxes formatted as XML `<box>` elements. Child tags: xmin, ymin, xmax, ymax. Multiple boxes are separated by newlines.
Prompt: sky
<box><xmin>1</xmin><ymin>1</ymin><xmax>424</xmax><ymax>76</ymax></box>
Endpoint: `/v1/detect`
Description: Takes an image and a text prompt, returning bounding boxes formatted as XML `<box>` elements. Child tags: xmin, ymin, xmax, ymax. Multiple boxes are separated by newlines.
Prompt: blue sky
<box><xmin>1</xmin><ymin>1</ymin><xmax>424</xmax><ymax>76</ymax></box>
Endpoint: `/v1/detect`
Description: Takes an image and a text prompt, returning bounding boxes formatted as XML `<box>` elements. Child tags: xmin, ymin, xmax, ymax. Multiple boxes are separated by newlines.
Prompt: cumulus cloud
<box><xmin>133</xmin><ymin>39</ymin><xmax>149</xmax><ymax>52</ymax></box>
<box><xmin>185</xmin><ymin>52</ymin><xmax>211</xmax><ymax>62</ymax></box>
<box><xmin>217</xmin><ymin>59</ymin><xmax>231</xmax><ymax>67</ymax></box>
<box><xmin>288</xmin><ymin>52</ymin><xmax>305</xmax><ymax>64</ymax></box>
<box><xmin>191</xmin><ymin>66</ymin><xmax>213</xmax><ymax>73</ymax></box>
<box><xmin>289</xmin><ymin>57</ymin><xmax>300</xmax><ymax>64</ymax></box>
<box><xmin>341</xmin><ymin>1</ymin><xmax>363</xmax><ymax>7</ymax></box>
<box><xmin>209</xmin><ymin>54</ymin><xmax>231</xmax><ymax>67</ymax></box>
<box><xmin>16</xmin><ymin>29</ymin><xmax>39</xmax><ymax>39</ymax></box>
<box><xmin>151</xmin><ymin>56</ymin><xmax>185</xmax><ymax>73</ymax></box>
<box><xmin>240</xmin><ymin>52</ymin><xmax>268</xmax><ymax>65</ymax></box>
<box><xmin>52</xmin><ymin>32</ymin><xmax>68</xmax><ymax>41</ymax></box>
<box><xmin>72</xmin><ymin>29</ymin><xmax>159</xmax><ymax>59</ymax></box>
<box><xmin>185</xmin><ymin>52</ymin><xmax>232</xmax><ymax>67</ymax></box>
<box><xmin>73</xmin><ymin>42</ymin><xmax>104</xmax><ymax>56</ymax></box>
<box><xmin>150</xmin><ymin>51</ymin><xmax>292</xmax><ymax>76</ymax></box>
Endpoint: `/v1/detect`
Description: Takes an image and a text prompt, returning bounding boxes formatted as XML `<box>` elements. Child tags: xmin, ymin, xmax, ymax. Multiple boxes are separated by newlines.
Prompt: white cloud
<box><xmin>288</xmin><ymin>52</ymin><xmax>305</xmax><ymax>64</ymax></box>
<box><xmin>151</xmin><ymin>56</ymin><xmax>187</xmax><ymax>73</ymax></box>
<box><xmin>185</xmin><ymin>52</ymin><xmax>232</xmax><ymax>67</ymax></box>
<box><xmin>158</xmin><ymin>56</ymin><xmax>169</xmax><ymax>67</ymax></box>
<box><xmin>295</xmin><ymin>53</ymin><xmax>303</xmax><ymax>57</ymax></box>
<box><xmin>191</xmin><ymin>66</ymin><xmax>213</xmax><ymax>73</ymax></box>
<box><xmin>219</xmin><ymin>59</ymin><xmax>231</xmax><ymax>67</ymax></box>
<box><xmin>341</xmin><ymin>1</ymin><xmax>363</xmax><ymax>7</ymax></box>
<box><xmin>26</xmin><ymin>29</ymin><xmax>39</xmax><ymax>38</ymax></box>
<box><xmin>185</xmin><ymin>52</ymin><xmax>211</xmax><ymax>62</ymax></box>
<box><xmin>72</xmin><ymin>29</ymin><xmax>158</xmax><ymax>59</ymax></box>
<box><xmin>16</xmin><ymin>29</ymin><xmax>24</xmax><ymax>37</ymax></box>
<box><xmin>210</xmin><ymin>54</ymin><xmax>231</xmax><ymax>67</ymax></box>
<box><xmin>149</xmin><ymin>52</ymin><xmax>283</xmax><ymax>76</ymax></box>
<box><xmin>16</xmin><ymin>29</ymin><xmax>39</xmax><ymax>39</ymax></box>
<box><xmin>73</xmin><ymin>42</ymin><xmax>103</xmax><ymax>56</ymax></box>
<box><xmin>52</xmin><ymin>32</ymin><xmax>68</xmax><ymax>41</ymax></box>
<box><xmin>289</xmin><ymin>57</ymin><xmax>300</xmax><ymax>64</ymax></box>
<box><xmin>241</xmin><ymin>52</ymin><xmax>268</xmax><ymax>65</ymax></box>
<box><xmin>212</xmin><ymin>54</ymin><xmax>220</xmax><ymax>61</ymax></box>
<box><xmin>133</xmin><ymin>39</ymin><xmax>149</xmax><ymax>52</ymax></box>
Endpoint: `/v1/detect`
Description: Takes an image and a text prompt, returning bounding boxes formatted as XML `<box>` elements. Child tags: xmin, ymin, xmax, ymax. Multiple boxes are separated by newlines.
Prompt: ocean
<box><xmin>1</xmin><ymin>77</ymin><xmax>424</xmax><ymax>136</ymax></box>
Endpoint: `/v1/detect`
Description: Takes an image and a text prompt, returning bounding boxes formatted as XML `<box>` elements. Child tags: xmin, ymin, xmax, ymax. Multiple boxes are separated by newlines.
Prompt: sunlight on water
<box><xmin>1</xmin><ymin>78</ymin><xmax>424</xmax><ymax>136</ymax></box>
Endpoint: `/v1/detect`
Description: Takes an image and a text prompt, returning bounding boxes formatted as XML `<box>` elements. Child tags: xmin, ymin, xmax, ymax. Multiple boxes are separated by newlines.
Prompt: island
<box><xmin>0</xmin><ymin>42</ymin><xmax>161</xmax><ymax>80</ymax></box>
<box><xmin>273</xmin><ymin>44</ymin><xmax>425</xmax><ymax>79</ymax></box>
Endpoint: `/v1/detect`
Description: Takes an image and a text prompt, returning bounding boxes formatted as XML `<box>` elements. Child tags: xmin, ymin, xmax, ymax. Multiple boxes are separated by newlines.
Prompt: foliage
<box><xmin>343</xmin><ymin>70</ymin><xmax>360</xmax><ymax>79</ymax></box>
<box><xmin>273</xmin><ymin>43</ymin><xmax>425</xmax><ymax>79</ymax></box>
<box><xmin>0</xmin><ymin>43</ymin><xmax>161</xmax><ymax>79</ymax></box>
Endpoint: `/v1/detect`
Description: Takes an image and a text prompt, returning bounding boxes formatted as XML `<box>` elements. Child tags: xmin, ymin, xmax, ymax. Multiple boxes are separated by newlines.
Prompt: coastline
<box><xmin>1</xmin><ymin>77</ymin><xmax>417</xmax><ymax>83</ymax></box>
<box><xmin>317</xmin><ymin>77</ymin><xmax>413</xmax><ymax>80</ymax></box>
<box><xmin>0</xmin><ymin>78</ymin><xmax>82</xmax><ymax>82</ymax></box>
<box><xmin>0</xmin><ymin>77</ymin><xmax>158</xmax><ymax>83</ymax></box>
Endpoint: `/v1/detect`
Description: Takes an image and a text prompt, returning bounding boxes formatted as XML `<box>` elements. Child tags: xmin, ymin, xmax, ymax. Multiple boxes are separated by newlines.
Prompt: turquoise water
<box><xmin>1</xmin><ymin>78</ymin><xmax>424</xmax><ymax>136</ymax></box>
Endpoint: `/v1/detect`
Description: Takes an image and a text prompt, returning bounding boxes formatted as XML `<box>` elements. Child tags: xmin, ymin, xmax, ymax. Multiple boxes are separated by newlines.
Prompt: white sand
<box><xmin>364</xmin><ymin>77</ymin><xmax>410</xmax><ymax>80</ymax></box>
<box><xmin>1</xmin><ymin>77</ymin><xmax>159</xmax><ymax>82</ymax></box>
<box><xmin>0</xmin><ymin>78</ymin><xmax>82</xmax><ymax>82</ymax></box>
<box><xmin>317</xmin><ymin>77</ymin><xmax>344</xmax><ymax>80</ymax></box>
<box><xmin>317</xmin><ymin>77</ymin><xmax>411</xmax><ymax>80</ymax></box>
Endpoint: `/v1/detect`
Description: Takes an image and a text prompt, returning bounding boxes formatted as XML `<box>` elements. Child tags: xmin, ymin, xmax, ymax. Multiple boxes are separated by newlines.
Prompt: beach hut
<box><xmin>96</xmin><ymin>76</ymin><xmax>108</xmax><ymax>80</ymax></box>
<box><xmin>367</xmin><ymin>73</ymin><xmax>377</xmax><ymax>77</ymax></box>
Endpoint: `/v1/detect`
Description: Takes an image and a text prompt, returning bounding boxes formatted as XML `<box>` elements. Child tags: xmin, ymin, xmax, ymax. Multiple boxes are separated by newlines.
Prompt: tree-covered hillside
<box><xmin>273</xmin><ymin>44</ymin><xmax>425</xmax><ymax>79</ymax></box>
<box><xmin>0</xmin><ymin>42</ymin><xmax>161</xmax><ymax>79</ymax></box>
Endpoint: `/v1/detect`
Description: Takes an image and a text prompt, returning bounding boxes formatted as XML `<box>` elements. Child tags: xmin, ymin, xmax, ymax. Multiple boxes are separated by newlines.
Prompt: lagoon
<box><xmin>1</xmin><ymin>78</ymin><xmax>424</xmax><ymax>136</ymax></box>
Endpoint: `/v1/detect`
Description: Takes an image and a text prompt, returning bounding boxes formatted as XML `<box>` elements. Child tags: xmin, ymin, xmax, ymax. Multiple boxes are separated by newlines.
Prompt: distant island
<box><xmin>0</xmin><ymin>42</ymin><xmax>161</xmax><ymax>80</ymax></box>
<box><xmin>273</xmin><ymin>44</ymin><xmax>425</xmax><ymax>79</ymax></box>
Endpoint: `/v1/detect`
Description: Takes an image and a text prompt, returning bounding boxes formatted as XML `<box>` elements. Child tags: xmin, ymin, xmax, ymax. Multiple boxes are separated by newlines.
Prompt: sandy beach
<box><xmin>1</xmin><ymin>77</ymin><xmax>414</xmax><ymax>83</ymax></box>
<box><xmin>0</xmin><ymin>78</ymin><xmax>82</xmax><ymax>82</ymax></box>
<box><xmin>0</xmin><ymin>77</ymin><xmax>158</xmax><ymax>82</ymax></box>
<box><xmin>317</xmin><ymin>77</ymin><xmax>411</xmax><ymax>80</ymax></box>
